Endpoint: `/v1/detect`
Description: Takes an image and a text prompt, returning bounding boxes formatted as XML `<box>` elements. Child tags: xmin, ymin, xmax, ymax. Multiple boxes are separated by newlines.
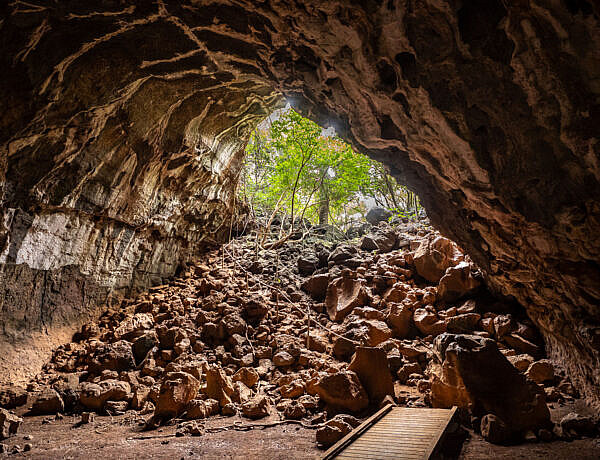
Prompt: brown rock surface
<box><xmin>29</xmin><ymin>388</ymin><xmax>64</xmax><ymax>415</ymax></box>
<box><xmin>437</xmin><ymin>262</ymin><xmax>481</xmax><ymax>303</ymax></box>
<box><xmin>204</xmin><ymin>366</ymin><xmax>234</xmax><ymax>408</ymax></box>
<box><xmin>79</xmin><ymin>380</ymin><xmax>132</xmax><ymax>412</ymax></box>
<box><xmin>413</xmin><ymin>237</ymin><xmax>462</xmax><ymax>283</ymax></box>
<box><xmin>0</xmin><ymin>386</ymin><xmax>27</xmax><ymax>410</ymax></box>
<box><xmin>429</xmin><ymin>334</ymin><xmax>550</xmax><ymax>436</ymax></box>
<box><xmin>241</xmin><ymin>395</ymin><xmax>270</xmax><ymax>420</ymax></box>
<box><xmin>348</xmin><ymin>347</ymin><xmax>394</xmax><ymax>405</ymax></box>
<box><xmin>0</xmin><ymin>409</ymin><xmax>22</xmax><ymax>440</ymax></box>
<box><xmin>0</xmin><ymin>1</ymin><xmax>599</xmax><ymax>410</ymax></box>
<box><xmin>315</xmin><ymin>371</ymin><xmax>369</xmax><ymax>414</ymax></box>
<box><xmin>325</xmin><ymin>277</ymin><xmax>368</xmax><ymax>322</ymax></box>
<box><xmin>155</xmin><ymin>372</ymin><xmax>200</xmax><ymax>419</ymax></box>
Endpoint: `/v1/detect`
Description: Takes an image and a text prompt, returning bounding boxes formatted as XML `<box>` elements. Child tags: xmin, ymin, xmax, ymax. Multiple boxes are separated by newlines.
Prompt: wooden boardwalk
<box><xmin>322</xmin><ymin>405</ymin><xmax>458</xmax><ymax>460</ymax></box>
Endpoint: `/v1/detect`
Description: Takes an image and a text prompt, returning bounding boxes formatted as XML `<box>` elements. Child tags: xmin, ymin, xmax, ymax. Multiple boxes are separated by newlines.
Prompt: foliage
<box><xmin>240</xmin><ymin>107</ymin><xmax>420</xmax><ymax>229</ymax></box>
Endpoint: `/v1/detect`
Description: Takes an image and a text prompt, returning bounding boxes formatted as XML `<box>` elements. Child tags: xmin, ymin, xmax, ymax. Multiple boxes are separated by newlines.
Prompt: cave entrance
<box><xmin>238</xmin><ymin>105</ymin><xmax>423</xmax><ymax>241</ymax></box>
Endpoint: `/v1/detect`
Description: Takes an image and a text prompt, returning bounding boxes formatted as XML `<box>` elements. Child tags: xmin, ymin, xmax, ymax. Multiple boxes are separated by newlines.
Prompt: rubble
<box><xmin>19</xmin><ymin>219</ymin><xmax>577</xmax><ymax>449</ymax></box>
<box><xmin>0</xmin><ymin>409</ymin><xmax>22</xmax><ymax>440</ymax></box>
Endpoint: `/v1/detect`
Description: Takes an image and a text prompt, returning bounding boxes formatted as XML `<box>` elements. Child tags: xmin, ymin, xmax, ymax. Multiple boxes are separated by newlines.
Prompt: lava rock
<box><xmin>325</xmin><ymin>277</ymin><xmax>368</xmax><ymax>322</ymax></box>
<box><xmin>301</xmin><ymin>274</ymin><xmax>330</xmax><ymax>301</ymax></box>
<box><xmin>0</xmin><ymin>409</ymin><xmax>22</xmax><ymax>440</ymax></box>
<box><xmin>437</xmin><ymin>262</ymin><xmax>480</xmax><ymax>302</ymax></box>
<box><xmin>30</xmin><ymin>388</ymin><xmax>64</xmax><ymax>415</ymax></box>
<box><xmin>429</xmin><ymin>334</ymin><xmax>550</xmax><ymax>438</ymax></box>
<box><xmin>79</xmin><ymin>380</ymin><xmax>131</xmax><ymax>412</ymax></box>
<box><xmin>481</xmin><ymin>413</ymin><xmax>511</xmax><ymax>444</ymax></box>
<box><xmin>241</xmin><ymin>395</ymin><xmax>270</xmax><ymax>419</ymax></box>
<box><xmin>413</xmin><ymin>236</ymin><xmax>462</xmax><ymax>283</ymax></box>
<box><xmin>155</xmin><ymin>372</ymin><xmax>200</xmax><ymax>419</ymax></box>
<box><xmin>348</xmin><ymin>347</ymin><xmax>394</xmax><ymax>405</ymax></box>
<box><xmin>0</xmin><ymin>386</ymin><xmax>27</xmax><ymax>410</ymax></box>
<box><xmin>366</xmin><ymin>207</ymin><xmax>392</xmax><ymax>225</ymax></box>
<box><xmin>205</xmin><ymin>365</ymin><xmax>235</xmax><ymax>407</ymax></box>
<box><xmin>314</xmin><ymin>370</ymin><xmax>369</xmax><ymax>413</ymax></box>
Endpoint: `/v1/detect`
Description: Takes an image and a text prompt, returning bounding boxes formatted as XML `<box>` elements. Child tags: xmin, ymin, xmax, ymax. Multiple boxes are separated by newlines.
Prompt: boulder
<box><xmin>30</xmin><ymin>388</ymin><xmax>64</xmax><ymax>415</ymax></box>
<box><xmin>507</xmin><ymin>354</ymin><xmax>534</xmax><ymax>372</ymax></box>
<box><xmin>316</xmin><ymin>414</ymin><xmax>361</xmax><ymax>448</ymax></box>
<box><xmin>79</xmin><ymin>380</ymin><xmax>131</xmax><ymax>411</ymax></box>
<box><xmin>184</xmin><ymin>399</ymin><xmax>211</xmax><ymax>419</ymax></box>
<box><xmin>414</xmin><ymin>308</ymin><xmax>446</xmax><ymax>337</ymax></box>
<box><xmin>383</xmin><ymin>284</ymin><xmax>408</xmax><ymax>303</ymax></box>
<box><xmin>503</xmin><ymin>333</ymin><xmax>541</xmax><ymax>357</ymax></box>
<box><xmin>348</xmin><ymin>347</ymin><xmax>394</xmax><ymax>405</ymax></box>
<box><xmin>366</xmin><ymin>207</ymin><xmax>392</xmax><ymax>225</ymax></box>
<box><xmin>280</xmin><ymin>380</ymin><xmax>305</xmax><ymax>399</ymax></box>
<box><xmin>328</xmin><ymin>245</ymin><xmax>358</xmax><ymax>265</ymax></box>
<box><xmin>386</xmin><ymin>303</ymin><xmax>414</xmax><ymax>338</ymax></box>
<box><xmin>333</xmin><ymin>336</ymin><xmax>356</xmax><ymax>361</ymax></box>
<box><xmin>397</xmin><ymin>362</ymin><xmax>422</xmax><ymax>384</ymax></box>
<box><xmin>88</xmin><ymin>340</ymin><xmax>136</xmax><ymax>374</ymax></box>
<box><xmin>307</xmin><ymin>334</ymin><xmax>328</xmax><ymax>353</ymax></box>
<box><xmin>413</xmin><ymin>237</ymin><xmax>462</xmax><ymax>283</ymax></box>
<box><xmin>345</xmin><ymin>319</ymin><xmax>392</xmax><ymax>347</ymax></box>
<box><xmin>232</xmin><ymin>381</ymin><xmax>252</xmax><ymax>404</ymax></box>
<box><xmin>205</xmin><ymin>365</ymin><xmax>235</xmax><ymax>407</ymax></box>
<box><xmin>273</xmin><ymin>351</ymin><xmax>295</xmax><ymax>367</ymax></box>
<box><xmin>131</xmin><ymin>385</ymin><xmax>151</xmax><ymax>410</ymax></box>
<box><xmin>114</xmin><ymin>313</ymin><xmax>154</xmax><ymax>341</ymax></box>
<box><xmin>105</xmin><ymin>400</ymin><xmax>129</xmax><ymax>414</ymax></box>
<box><xmin>445</xmin><ymin>313</ymin><xmax>481</xmax><ymax>333</ymax></box>
<box><xmin>360</xmin><ymin>234</ymin><xmax>379</xmax><ymax>251</ymax></box>
<box><xmin>232</xmin><ymin>367</ymin><xmax>259</xmax><ymax>388</ymax></box>
<box><xmin>283</xmin><ymin>400</ymin><xmax>306</xmax><ymax>420</ymax></box>
<box><xmin>437</xmin><ymin>262</ymin><xmax>480</xmax><ymax>302</ymax></box>
<box><xmin>325</xmin><ymin>277</ymin><xmax>368</xmax><ymax>322</ymax></box>
<box><xmin>157</xmin><ymin>326</ymin><xmax>188</xmax><ymax>350</ymax></box>
<box><xmin>314</xmin><ymin>371</ymin><xmax>369</xmax><ymax>413</ymax></box>
<box><xmin>560</xmin><ymin>412</ymin><xmax>597</xmax><ymax>437</ymax></box>
<box><xmin>241</xmin><ymin>395</ymin><xmax>270</xmax><ymax>419</ymax></box>
<box><xmin>525</xmin><ymin>360</ymin><xmax>555</xmax><ymax>384</ymax></box>
<box><xmin>0</xmin><ymin>409</ymin><xmax>22</xmax><ymax>440</ymax></box>
<box><xmin>155</xmin><ymin>372</ymin><xmax>200</xmax><ymax>418</ymax></box>
<box><xmin>0</xmin><ymin>386</ymin><xmax>27</xmax><ymax>409</ymax></box>
<box><xmin>493</xmin><ymin>315</ymin><xmax>516</xmax><ymax>337</ymax></box>
<box><xmin>481</xmin><ymin>413</ymin><xmax>511</xmax><ymax>444</ymax></box>
<box><xmin>132</xmin><ymin>331</ymin><xmax>158</xmax><ymax>364</ymax></box>
<box><xmin>301</xmin><ymin>274</ymin><xmax>330</xmax><ymax>301</ymax></box>
<box><xmin>429</xmin><ymin>334</ymin><xmax>550</xmax><ymax>438</ymax></box>
<box><xmin>241</xmin><ymin>297</ymin><xmax>269</xmax><ymax>325</ymax></box>
<box><xmin>298</xmin><ymin>254</ymin><xmax>320</xmax><ymax>275</ymax></box>
<box><xmin>361</xmin><ymin>228</ymin><xmax>396</xmax><ymax>253</ymax></box>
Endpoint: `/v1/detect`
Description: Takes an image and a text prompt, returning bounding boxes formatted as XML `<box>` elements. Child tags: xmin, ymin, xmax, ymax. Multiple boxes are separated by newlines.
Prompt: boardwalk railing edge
<box><xmin>321</xmin><ymin>403</ymin><xmax>394</xmax><ymax>460</ymax></box>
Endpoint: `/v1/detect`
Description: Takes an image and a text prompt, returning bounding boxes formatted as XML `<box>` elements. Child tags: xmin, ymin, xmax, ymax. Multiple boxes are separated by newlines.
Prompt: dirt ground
<box><xmin>2</xmin><ymin>400</ymin><xmax>599</xmax><ymax>459</ymax></box>
<box><xmin>2</xmin><ymin>412</ymin><xmax>320</xmax><ymax>459</ymax></box>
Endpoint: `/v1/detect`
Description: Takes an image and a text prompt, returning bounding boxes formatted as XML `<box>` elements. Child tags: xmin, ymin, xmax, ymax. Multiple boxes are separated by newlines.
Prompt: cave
<box><xmin>1</xmin><ymin>1</ymin><xmax>599</xmax><ymax>457</ymax></box>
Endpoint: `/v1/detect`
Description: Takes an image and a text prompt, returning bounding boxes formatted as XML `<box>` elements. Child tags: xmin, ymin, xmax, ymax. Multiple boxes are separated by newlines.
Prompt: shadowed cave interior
<box><xmin>0</xmin><ymin>1</ymin><xmax>599</xmax><ymax>458</ymax></box>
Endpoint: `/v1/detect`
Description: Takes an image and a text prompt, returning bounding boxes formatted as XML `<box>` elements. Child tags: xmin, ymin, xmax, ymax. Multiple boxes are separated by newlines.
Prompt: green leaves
<box><xmin>241</xmin><ymin>108</ymin><xmax>419</xmax><ymax>226</ymax></box>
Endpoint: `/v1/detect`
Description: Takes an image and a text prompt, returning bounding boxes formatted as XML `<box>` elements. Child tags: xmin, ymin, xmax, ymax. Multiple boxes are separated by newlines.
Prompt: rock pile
<box><xmin>0</xmin><ymin>219</ymin><xmax>588</xmax><ymax>448</ymax></box>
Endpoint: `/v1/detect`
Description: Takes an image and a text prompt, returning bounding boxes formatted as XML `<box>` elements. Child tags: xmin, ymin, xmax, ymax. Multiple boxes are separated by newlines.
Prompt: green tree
<box><xmin>240</xmin><ymin>108</ymin><xmax>420</xmax><ymax>236</ymax></box>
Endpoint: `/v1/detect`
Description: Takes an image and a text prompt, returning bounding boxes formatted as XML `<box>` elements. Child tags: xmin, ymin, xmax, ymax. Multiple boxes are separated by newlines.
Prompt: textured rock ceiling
<box><xmin>1</xmin><ymin>1</ymin><xmax>599</xmax><ymax>407</ymax></box>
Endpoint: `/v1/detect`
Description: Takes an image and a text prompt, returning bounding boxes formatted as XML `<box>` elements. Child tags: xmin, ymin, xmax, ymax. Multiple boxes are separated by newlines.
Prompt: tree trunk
<box><xmin>318</xmin><ymin>181</ymin><xmax>329</xmax><ymax>225</ymax></box>
<box><xmin>318</xmin><ymin>198</ymin><xmax>329</xmax><ymax>225</ymax></box>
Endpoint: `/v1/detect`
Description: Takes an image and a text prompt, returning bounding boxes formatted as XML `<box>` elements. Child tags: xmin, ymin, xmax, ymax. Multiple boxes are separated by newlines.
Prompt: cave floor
<box><xmin>3</xmin><ymin>400</ymin><xmax>599</xmax><ymax>459</ymax></box>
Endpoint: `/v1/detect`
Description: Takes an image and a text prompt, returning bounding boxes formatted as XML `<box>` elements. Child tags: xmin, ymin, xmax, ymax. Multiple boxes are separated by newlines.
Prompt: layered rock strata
<box><xmin>1</xmin><ymin>2</ymin><xmax>599</xmax><ymax>406</ymax></box>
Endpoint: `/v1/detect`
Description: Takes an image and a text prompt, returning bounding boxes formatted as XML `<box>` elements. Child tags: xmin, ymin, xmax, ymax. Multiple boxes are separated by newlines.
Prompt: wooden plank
<box><xmin>337</xmin><ymin>451</ymin><xmax>425</xmax><ymax>459</ymax></box>
<box><xmin>423</xmin><ymin>406</ymin><xmax>457</xmax><ymax>460</ymax></box>
<box><xmin>321</xmin><ymin>404</ymin><xmax>394</xmax><ymax>460</ymax></box>
<box><xmin>323</xmin><ymin>406</ymin><xmax>458</xmax><ymax>460</ymax></box>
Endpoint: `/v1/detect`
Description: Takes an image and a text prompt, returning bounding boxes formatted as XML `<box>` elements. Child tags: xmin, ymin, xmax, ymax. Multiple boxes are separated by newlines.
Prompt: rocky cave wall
<box><xmin>1</xmin><ymin>1</ymin><xmax>599</xmax><ymax>407</ymax></box>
